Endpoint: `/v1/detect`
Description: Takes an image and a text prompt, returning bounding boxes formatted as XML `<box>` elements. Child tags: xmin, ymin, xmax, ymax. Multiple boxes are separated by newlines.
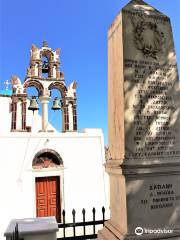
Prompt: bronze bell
<box><xmin>28</xmin><ymin>96</ymin><xmax>39</xmax><ymax>112</ymax></box>
<box><xmin>51</xmin><ymin>97</ymin><xmax>61</xmax><ymax>111</ymax></box>
<box><xmin>42</xmin><ymin>60</ymin><xmax>49</xmax><ymax>73</ymax></box>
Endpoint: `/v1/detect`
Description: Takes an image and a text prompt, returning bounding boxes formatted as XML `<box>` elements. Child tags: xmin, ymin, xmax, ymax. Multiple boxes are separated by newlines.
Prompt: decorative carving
<box><xmin>105</xmin><ymin>146</ymin><xmax>112</xmax><ymax>161</ymax></box>
<box><xmin>67</xmin><ymin>81</ymin><xmax>77</xmax><ymax>99</ymax></box>
<box><xmin>11</xmin><ymin>75</ymin><xmax>21</xmax><ymax>86</ymax></box>
<box><xmin>55</xmin><ymin>48</ymin><xmax>60</xmax><ymax>55</ymax></box>
<box><xmin>11</xmin><ymin>75</ymin><xmax>23</xmax><ymax>94</ymax></box>
<box><xmin>27</xmin><ymin>68</ymin><xmax>31</xmax><ymax>77</ymax></box>
<box><xmin>60</xmin><ymin>72</ymin><xmax>64</xmax><ymax>78</ymax></box>
<box><xmin>33</xmin><ymin>157</ymin><xmax>57</xmax><ymax>169</ymax></box>
<box><xmin>31</xmin><ymin>44</ymin><xmax>38</xmax><ymax>52</ymax></box>
<box><xmin>71</xmin><ymin>81</ymin><xmax>77</xmax><ymax>90</ymax></box>
<box><xmin>131</xmin><ymin>17</ymin><xmax>165</xmax><ymax>59</ymax></box>
<box><xmin>32</xmin><ymin>148</ymin><xmax>63</xmax><ymax>169</ymax></box>
<box><xmin>56</xmin><ymin>71</ymin><xmax>60</xmax><ymax>79</ymax></box>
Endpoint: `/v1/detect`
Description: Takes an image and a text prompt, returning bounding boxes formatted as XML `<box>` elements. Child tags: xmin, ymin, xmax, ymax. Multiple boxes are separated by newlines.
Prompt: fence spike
<box><xmin>102</xmin><ymin>206</ymin><xmax>105</xmax><ymax>226</ymax></box>
<box><xmin>92</xmin><ymin>208</ymin><xmax>96</xmax><ymax>234</ymax></box>
<box><xmin>82</xmin><ymin>208</ymin><xmax>86</xmax><ymax>215</ymax></box>
<box><xmin>72</xmin><ymin>209</ymin><xmax>76</xmax><ymax>237</ymax></box>
<box><xmin>62</xmin><ymin>209</ymin><xmax>65</xmax><ymax>215</ymax></box>
<box><xmin>82</xmin><ymin>208</ymin><xmax>86</xmax><ymax>236</ymax></box>
<box><xmin>62</xmin><ymin>209</ymin><xmax>66</xmax><ymax>238</ymax></box>
<box><xmin>57</xmin><ymin>207</ymin><xmax>106</xmax><ymax>239</ymax></box>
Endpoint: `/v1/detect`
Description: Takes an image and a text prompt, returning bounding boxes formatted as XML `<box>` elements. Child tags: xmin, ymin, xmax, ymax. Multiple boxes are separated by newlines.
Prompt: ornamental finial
<box><xmin>42</xmin><ymin>40</ymin><xmax>48</xmax><ymax>47</ymax></box>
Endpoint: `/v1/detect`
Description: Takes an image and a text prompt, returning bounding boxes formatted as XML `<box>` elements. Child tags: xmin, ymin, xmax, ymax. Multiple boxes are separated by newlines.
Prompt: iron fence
<box><xmin>10</xmin><ymin>207</ymin><xmax>106</xmax><ymax>240</ymax></box>
<box><xmin>57</xmin><ymin>207</ymin><xmax>106</xmax><ymax>240</ymax></box>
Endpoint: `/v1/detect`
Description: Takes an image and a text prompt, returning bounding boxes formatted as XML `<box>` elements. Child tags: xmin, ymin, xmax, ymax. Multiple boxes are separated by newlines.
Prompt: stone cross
<box><xmin>4</xmin><ymin>80</ymin><xmax>11</xmax><ymax>90</ymax></box>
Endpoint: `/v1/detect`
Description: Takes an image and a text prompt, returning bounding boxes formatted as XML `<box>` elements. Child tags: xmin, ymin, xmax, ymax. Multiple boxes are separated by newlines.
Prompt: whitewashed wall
<box><xmin>0</xmin><ymin>96</ymin><xmax>11</xmax><ymax>133</ymax></box>
<box><xmin>0</xmin><ymin>96</ymin><xmax>109</xmax><ymax>239</ymax></box>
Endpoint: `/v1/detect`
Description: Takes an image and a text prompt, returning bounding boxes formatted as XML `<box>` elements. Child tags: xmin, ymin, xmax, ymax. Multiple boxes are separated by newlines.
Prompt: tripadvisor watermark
<box><xmin>135</xmin><ymin>227</ymin><xmax>144</xmax><ymax>236</ymax></box>
<box><xmin>135</xmin><ymin>227</ymin><xmax>173</xmax><ymax>236</ymax></box>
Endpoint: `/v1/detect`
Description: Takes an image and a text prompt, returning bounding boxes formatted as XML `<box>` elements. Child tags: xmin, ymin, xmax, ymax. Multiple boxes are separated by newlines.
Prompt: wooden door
<box><xmin>35</xmin><ymin>176</ymin><xmax>61</xmax><ymax>222</ymax></box>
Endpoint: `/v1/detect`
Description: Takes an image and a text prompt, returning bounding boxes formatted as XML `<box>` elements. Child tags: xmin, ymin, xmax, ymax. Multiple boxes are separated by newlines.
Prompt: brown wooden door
<box><xmin>35</xmin><ymin>176</ymin><xmax>61</xmax><ymax>222</ymax></box>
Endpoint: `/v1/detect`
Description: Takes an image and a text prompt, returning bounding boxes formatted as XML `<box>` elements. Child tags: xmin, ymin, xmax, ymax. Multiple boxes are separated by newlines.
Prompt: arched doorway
<box><xmin>33</xmin><ymin>149</ymin><xmax>63</xmax><ymax>222</ymax></box>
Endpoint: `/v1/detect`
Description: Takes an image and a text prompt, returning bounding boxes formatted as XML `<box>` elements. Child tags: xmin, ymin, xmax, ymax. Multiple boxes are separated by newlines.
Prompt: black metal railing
<box><xmin>57</xmin><ymin>207</ymin><xmax>106</xmax><ymax>240</ymax></box>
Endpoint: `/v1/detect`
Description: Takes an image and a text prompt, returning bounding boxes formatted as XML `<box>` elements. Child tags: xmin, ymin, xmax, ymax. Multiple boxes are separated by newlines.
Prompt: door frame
<box><xmin>35</xmin><ymin>176</ymin><xmax>61</xmax><ymax>222</ymax></box>
<box><xmin>32</xmin><ymin>168</ymin><xmax>64</xmax><ymax>222</ymax></box>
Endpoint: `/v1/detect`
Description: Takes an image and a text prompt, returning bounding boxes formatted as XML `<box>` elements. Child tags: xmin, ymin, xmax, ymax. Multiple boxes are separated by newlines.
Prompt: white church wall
<box><xmin>0</xmin><ymin>41</ymin><xmax>109</xmax><ymax>239</ymax></box>
<box><xmin>0</xmin><ymin>96</ymin><xmax>11</xmax><ymax>133</ymax></box>
<box><xmin>0</xmin><ymin>121</ymin><xmax>109</xmax><ymax>239</ymax></box>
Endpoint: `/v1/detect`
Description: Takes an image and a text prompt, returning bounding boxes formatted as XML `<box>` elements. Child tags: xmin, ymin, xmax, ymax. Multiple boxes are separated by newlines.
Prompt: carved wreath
<box><xmin>133</xmin><ymin>20</ymin><xmax>165</xmax><ymax>60</ymax></box>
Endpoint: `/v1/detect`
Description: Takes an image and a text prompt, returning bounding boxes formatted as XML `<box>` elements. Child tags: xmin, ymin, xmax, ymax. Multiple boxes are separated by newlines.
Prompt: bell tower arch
<box><xmin>11</xmin><ymin>41</ymin><xmax>77</xmax><ymax>132</ymax></box>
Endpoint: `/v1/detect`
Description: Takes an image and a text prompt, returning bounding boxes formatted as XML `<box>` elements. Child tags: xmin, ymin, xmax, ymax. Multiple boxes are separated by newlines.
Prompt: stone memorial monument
<box><xmin>98</xmin><ymin>0</ymin><xmax>180</xmax><ymax>239</ymax></box>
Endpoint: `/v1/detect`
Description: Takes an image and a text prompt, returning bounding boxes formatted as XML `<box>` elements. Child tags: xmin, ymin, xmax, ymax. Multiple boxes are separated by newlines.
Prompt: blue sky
<box><xmin>0</xmin><ymin>0</ymin><xmax>179</xmax><ymax>144</ymax></box>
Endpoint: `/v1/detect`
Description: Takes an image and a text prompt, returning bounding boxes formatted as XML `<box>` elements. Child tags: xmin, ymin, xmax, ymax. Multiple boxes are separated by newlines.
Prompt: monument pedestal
<box><xmin>98</xmin><ymin>162</ymin><xmax>180</xmax><ymax>240</ymax></box>
<box><xmin>99</xmin><ymin>223</ymin><xmax>180</xmax><ymax>240</ymax></box>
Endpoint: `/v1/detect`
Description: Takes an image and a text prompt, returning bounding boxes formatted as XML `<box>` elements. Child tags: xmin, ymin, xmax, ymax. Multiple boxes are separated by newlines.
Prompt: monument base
<box><xmin>98</xmin><ymin>162</ymin><xmax>180</xmax><ymax>240</ymax></box>
<box><xmin>98</xmin><ymin>221</ymin><xmax>180</xmax><ymax>240</ymax></box>
<box><xmin>98</xmin><ymin>221</ymin><xmax>124</xmax><ymax>240</ymax></box>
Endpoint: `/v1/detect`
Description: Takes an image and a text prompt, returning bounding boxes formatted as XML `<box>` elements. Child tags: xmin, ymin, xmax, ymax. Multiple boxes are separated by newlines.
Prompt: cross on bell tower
<box><xmin>42</xmin><ymin>40</ymin><xmax>48</xmax><ymax>47</ymax></box>
<box><xmin>4</xmin><ymin>80</ymin><xmax>11</xmax><ymax>90</ymax></box>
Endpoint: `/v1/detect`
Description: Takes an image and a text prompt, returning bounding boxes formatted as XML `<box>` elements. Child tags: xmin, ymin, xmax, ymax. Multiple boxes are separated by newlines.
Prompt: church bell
<box><xmin>28</xmin><ymin>96</ymin><xmax>39</xmax><ymax>112</ymax></box>
<box><xmin>51</xmin><ymin>97</ymin><xmax>61</xmax><ymax>111</ymax></box>
<box><xmin>42</xmin><ymin>60</ymin><xmax>49</xmax><ymax>73</ymax></box>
